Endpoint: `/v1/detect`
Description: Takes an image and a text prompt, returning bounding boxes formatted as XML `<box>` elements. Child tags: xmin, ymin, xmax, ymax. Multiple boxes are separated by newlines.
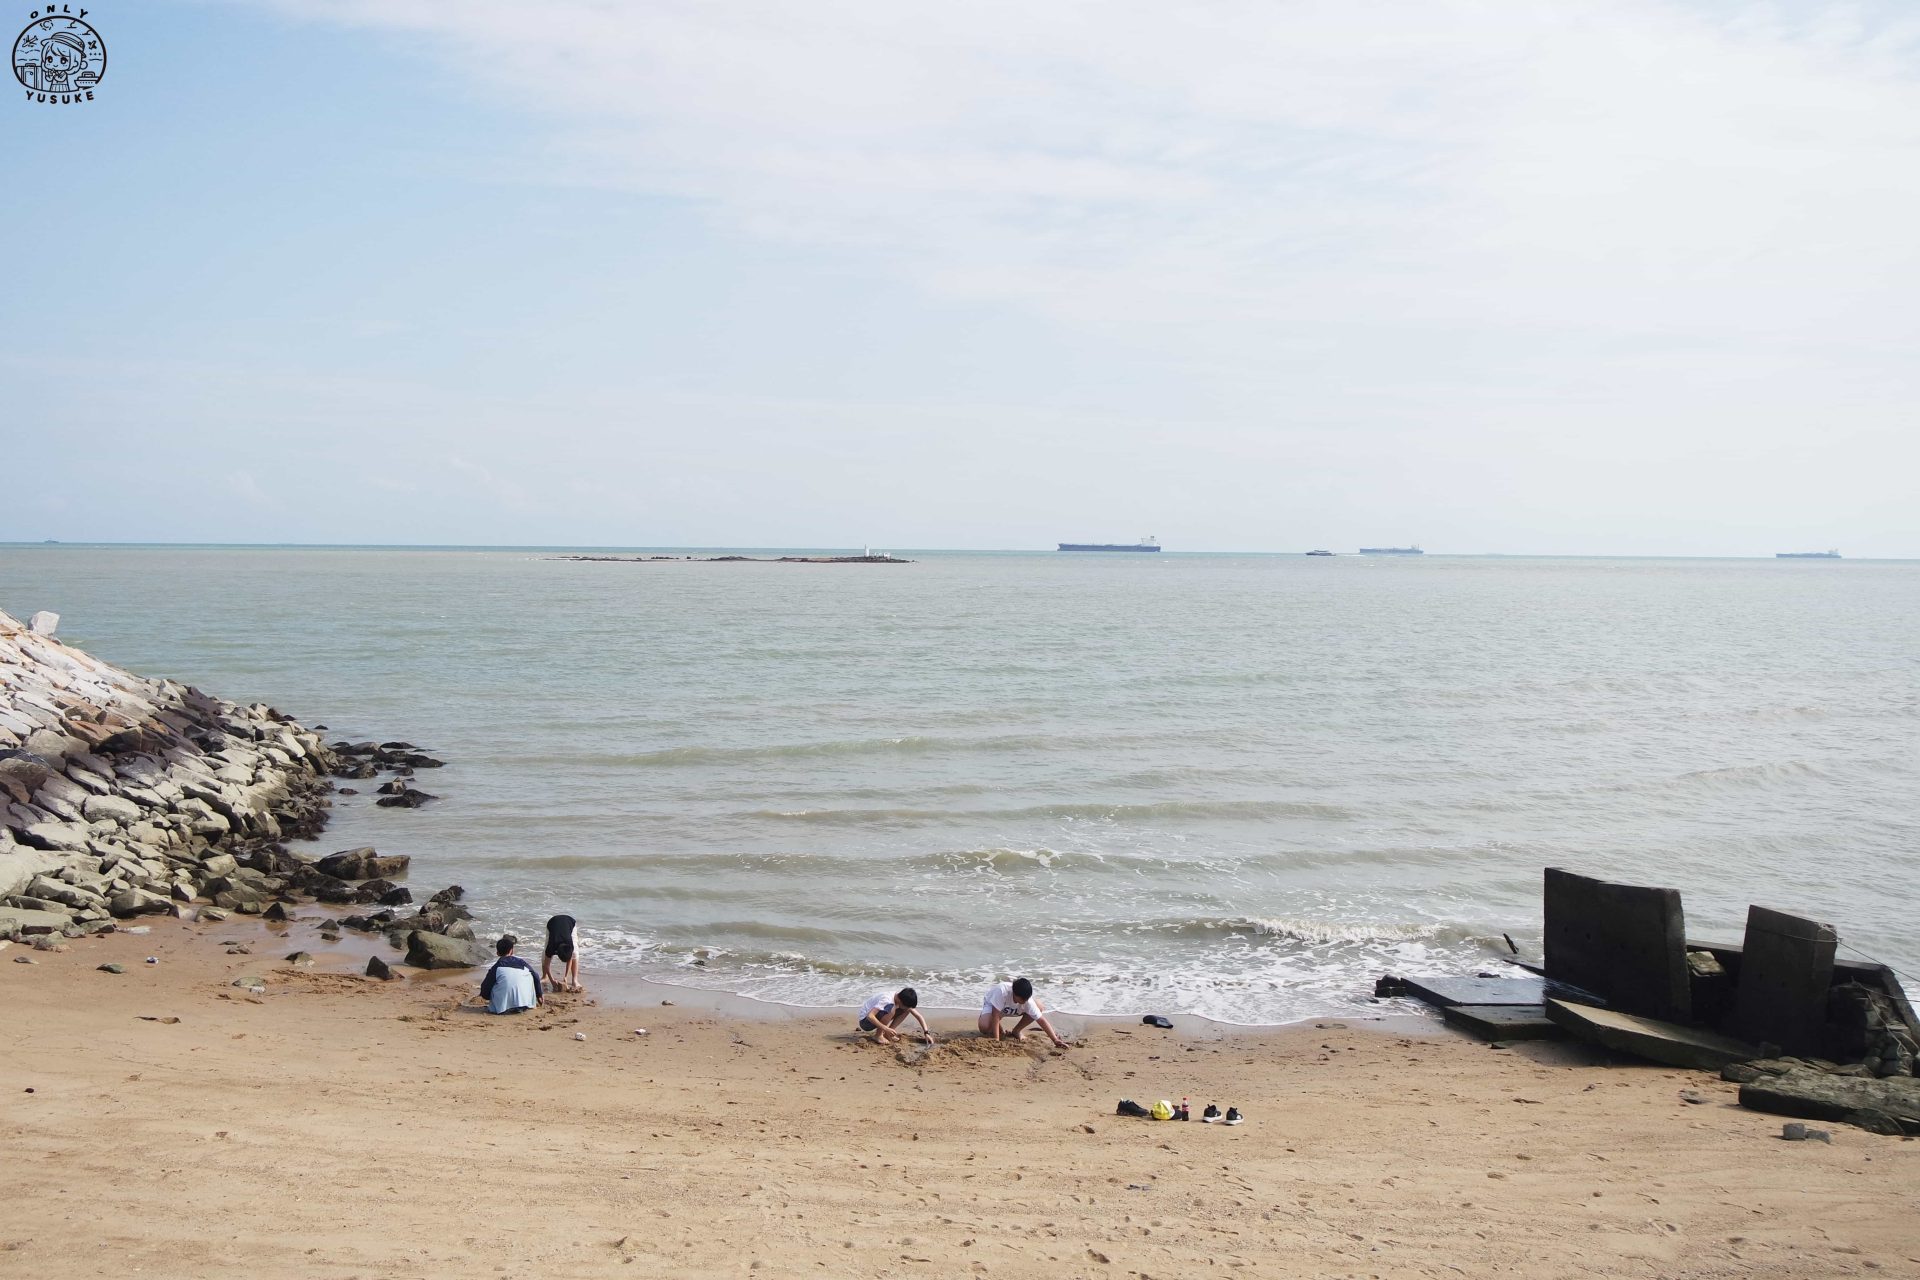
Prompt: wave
<box><xmin>1128</xmin><ymin>915</ymin><xmax>1490</xmax><ymax>947</ymax></box>
<box><xmin>748</xmin><ymin>799</ymin><xmax>1356</xmax><ymax>826</ymax></box>
<box><xmin>576</xmin><ymin>733</ymin><xmax>1113</xmax><ymax>768</ymax></box>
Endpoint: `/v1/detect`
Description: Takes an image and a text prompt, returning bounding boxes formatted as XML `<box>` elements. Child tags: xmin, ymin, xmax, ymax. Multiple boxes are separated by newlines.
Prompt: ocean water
<box><xmin>5</xmin><ymin>546</ymin><xmax>1916</xmax><ymax>1023</ymax></box>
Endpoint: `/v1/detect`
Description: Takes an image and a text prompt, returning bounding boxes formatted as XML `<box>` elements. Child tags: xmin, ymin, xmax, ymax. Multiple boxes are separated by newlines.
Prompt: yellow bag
<box><xmin>1149</xmin><ymin>1099</ymin><xmax>1175</xmax><ymax>1121</ymax></box>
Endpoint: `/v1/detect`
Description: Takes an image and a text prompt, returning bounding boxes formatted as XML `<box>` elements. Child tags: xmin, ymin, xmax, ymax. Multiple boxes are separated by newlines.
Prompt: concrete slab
<box><xmin>1546</xmin><ymin>997</ymin><xmax>1759</xmax><ymax>1071</ymax></box>
<box><xmin>1401</xmin><ymin>975</ymin><xmax>1550</xmax><ymax>1007</ymax></box>
<box><xmin>1733</xmin><ymin>906</ymin><xmax>1837</xmax><ymax>1057</ymax></box>
<box><xmin>1442</xmin><ymin>1003</ymin><xmax>1563</xmax><ymax>1041</ymax></box>
<box><xmin>1544</xmin><ymin>867</ymin><xmax>1691</xmax><ymax>1022</ymax></box>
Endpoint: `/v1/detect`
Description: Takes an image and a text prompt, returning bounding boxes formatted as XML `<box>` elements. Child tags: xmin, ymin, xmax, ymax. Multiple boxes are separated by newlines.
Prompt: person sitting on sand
<box><xmin>542</xmin><ymin>913</ymin><xmax>581</xmax><ymax>993</ymax></box>
<box><xmin>858</xmin><ymin>987</ymin><xmax>934</xmax><ymax>1045</ymax></box>
<box><xmin>480</xmin><ymin>935</ymin><xmax>542</xmax><ymax>1014</ymax></box>
<box><xmin>978</xmin><ymin>977</ymin><xmax>1069</xmax><ymax>1048</ymax></box>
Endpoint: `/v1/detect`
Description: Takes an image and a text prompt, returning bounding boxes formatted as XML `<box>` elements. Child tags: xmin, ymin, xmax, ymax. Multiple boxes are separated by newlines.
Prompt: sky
<box><xmin>3</xmin><ymin>0</ymin><xmax>1917</xmax><ymax>554</ymax></box>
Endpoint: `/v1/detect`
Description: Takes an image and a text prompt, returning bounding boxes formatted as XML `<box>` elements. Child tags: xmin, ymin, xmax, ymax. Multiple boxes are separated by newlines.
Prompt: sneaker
<box><xmin>1201</xmin><ymin>1103</ymin><xmax>1221</xmax><ymax>1123</ymax></box>
<box><xmin>1223</xmin><ymin>1107</ymin><xmax>1243</xmax><ymax>1126</ymax></box>
<box><xmin>1116</xmin><ymin>1099</ymin><xmax>1150</xmax><ymax>1118</ymax></box>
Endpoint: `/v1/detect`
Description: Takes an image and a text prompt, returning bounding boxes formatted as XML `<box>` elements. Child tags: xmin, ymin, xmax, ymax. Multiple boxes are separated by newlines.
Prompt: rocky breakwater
<box><xmin>0</xmin><ymin>607</ymin><xmax>487</xmax><ymax>968</ymax></box>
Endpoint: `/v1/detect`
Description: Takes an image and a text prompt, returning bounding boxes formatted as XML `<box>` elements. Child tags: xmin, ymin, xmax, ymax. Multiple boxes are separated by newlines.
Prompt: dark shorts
<box><xmin>858</xmin><ymin>1015</ymin><xmax>879</xmax><ymax>1032</ymax></box>
<box><xmin>544</xmin><ymin>941</ymin><xmax>575</xmax><ymax>963</ymax></box>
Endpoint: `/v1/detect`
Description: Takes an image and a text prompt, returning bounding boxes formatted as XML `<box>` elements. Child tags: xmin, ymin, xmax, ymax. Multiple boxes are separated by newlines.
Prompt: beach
<box><xmin>5</xmin><ymin>914</ymin><xmax>1916</xmax><ymax>1280</ymax></box>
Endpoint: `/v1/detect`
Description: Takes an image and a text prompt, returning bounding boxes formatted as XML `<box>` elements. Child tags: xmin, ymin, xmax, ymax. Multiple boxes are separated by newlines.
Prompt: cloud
<box><xmin>260</xmin><ymin>0</ymin><xmax>1920</xmax><ymax>349</ymax></box>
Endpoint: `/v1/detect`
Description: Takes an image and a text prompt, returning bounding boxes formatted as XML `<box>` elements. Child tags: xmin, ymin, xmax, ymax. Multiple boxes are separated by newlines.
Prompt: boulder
<box><xmin>285</xmin><ymin>950</ymin><xmax>315</xmax><ymax>967</ymax></box>
<box><xmin>374</xmin><ymin>788</ymin><xmax>437</xmax><ymax>809</ymax></box>
<box><xmin>80</xmin><ymin>794</ymin><xmax>143</xmax><ymax>826</ymax></box>
<box><xmin>404</xmin><ymin>930</ymin><xmax>490</xmax><ymax>970</ymax></box>
<box><xmin>27</xmin><ymin>611</ymin><xmax>58</xmax><ymax>636</ymax></box>
<box><xmin>0</xmin><ymin>749</ymin><xmax>56</xmax><ymax>792</ymax></box>
<box><xmin>376</xmin><ymin>885</ymin><xmax>413</xmax><ymax>907</ymax></box>
<box><xmin>17</xmin><ymin>821</ymin><xmax>90</xmax><ymax>853</ymax></box>
<box><xmin>315</xmin><ymin>848</ymin><xmax>410</xmax><ymax>881</ymax></box>
<box><xmin>0</xmin><ymin>906</ymin><xmax>73</xmax><ymax>937</ymax></box>
<box><xmin>365</xmin><ymin>955</ymin><xmax>394</xmax><ymax>981</ymax></box>
<box><xmin>108</xmin><ymin>888</ymin><xmax>173</xmax><ymax>918</ymax></box>
<box><xmin>25</xmin><ymin>876</ymin><xmax>104</xmax><ymax>912</ymax></box>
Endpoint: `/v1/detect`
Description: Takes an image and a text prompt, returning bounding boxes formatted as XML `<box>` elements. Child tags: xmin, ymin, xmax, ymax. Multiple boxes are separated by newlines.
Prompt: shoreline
<box><xmin>8</xmin><ymin>905</ymin><xmax>1917</xmax><ymax>1279</ymax></box>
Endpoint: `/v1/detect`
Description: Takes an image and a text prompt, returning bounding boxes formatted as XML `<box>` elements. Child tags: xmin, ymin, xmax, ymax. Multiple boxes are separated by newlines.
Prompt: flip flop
<box><xmin>1141</xmin><ymin>1015</ymin><xmax>1174</xmax><ymax>1029</ymax></box>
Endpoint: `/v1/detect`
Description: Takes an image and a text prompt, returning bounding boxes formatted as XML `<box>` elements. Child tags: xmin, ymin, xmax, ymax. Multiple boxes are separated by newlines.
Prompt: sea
<box><xmin>4</xmin><ymin>546</ymin><xmax>1916</xmax><ymax>1024</ymax></box>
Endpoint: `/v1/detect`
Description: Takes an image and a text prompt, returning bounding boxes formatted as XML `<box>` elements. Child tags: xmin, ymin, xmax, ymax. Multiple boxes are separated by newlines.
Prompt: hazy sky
<box><xmin>5</xmin><ymin>1</ymin><xmax>1917</xmax><ymax>553</ymax></box>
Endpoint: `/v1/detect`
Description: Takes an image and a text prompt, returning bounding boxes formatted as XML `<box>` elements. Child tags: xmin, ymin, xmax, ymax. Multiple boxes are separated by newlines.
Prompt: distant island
<box><xmin>549</xmin><ymin>553</ymin><xmax>912</xmax><ymax>564</ymax></box>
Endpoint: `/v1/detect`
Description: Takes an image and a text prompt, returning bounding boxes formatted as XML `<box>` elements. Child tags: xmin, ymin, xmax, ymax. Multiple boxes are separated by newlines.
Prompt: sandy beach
<box><xmin>4</xmin><ymin>916</ymin><xmax>1916</xmax><ymax>1280</ymax></box>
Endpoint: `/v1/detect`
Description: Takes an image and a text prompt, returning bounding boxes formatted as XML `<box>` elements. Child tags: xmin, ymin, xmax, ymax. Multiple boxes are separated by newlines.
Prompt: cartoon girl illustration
<box><xmin>23</xmin><ymin>29</ymin><xmax>88</xmax><ymax>92</ymax></box>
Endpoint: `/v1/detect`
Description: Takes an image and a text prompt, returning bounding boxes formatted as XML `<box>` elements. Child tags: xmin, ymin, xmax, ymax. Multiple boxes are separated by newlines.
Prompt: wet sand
<box><xmin>2</xmin><ymin>916</ymin><xmax>1916</xmax><ymax>1280</ymax></box>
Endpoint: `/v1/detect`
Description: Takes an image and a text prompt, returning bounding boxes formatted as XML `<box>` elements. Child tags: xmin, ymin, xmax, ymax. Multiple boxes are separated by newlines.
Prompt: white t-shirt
<box><xmin>860</xmin><ymin>992</ymin><xmax>896</xmax><ymax>1021</ymax></box>
<box><xmin>982</xmin><ymin>982</ymin><xmax>1040</xmax><ymax>1021</ymax></box>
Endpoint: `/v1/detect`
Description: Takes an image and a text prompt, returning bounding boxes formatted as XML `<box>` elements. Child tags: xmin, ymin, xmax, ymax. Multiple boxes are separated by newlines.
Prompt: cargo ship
<box><xmin>1059</xmin><ymin>537</ymin><xmax>1160</xmax><ymax>552</ymax></box>
<box><xmin>1775</xmin><ymin>550</ymin><xmax>1840</xmax><ymax>559</ymax></box>
<box><xmin>1358</xmin><ymin>545</ymin><xmax>1423</xmax><ymax>555</ymax></box>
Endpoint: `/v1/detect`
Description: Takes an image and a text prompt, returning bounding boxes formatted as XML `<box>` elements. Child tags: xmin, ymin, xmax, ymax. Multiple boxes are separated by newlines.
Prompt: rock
<box><xmin>232</xmin><ymin>975</ymin><xmax>266</xmax><ymax>991</ymax></box>
<box><xmin>108</xmin><ymin>888</ymin><xmax>173</xmax><ymax>918</ymax></box>
<box><xmin>262</xmin><ymin>902</ymin><xmax>291</xmax><ymax>923</ymax></box>
<box><xmin>13</xmin><ymin>954</ymin><xmax>34</xmax><ymax>964</ymax></box>
<box><xmin>314</xmin><ymin>847</ymin><xmax>410</xmax><ymax>881</ymax></box>
<box><xmin>428</xmin><ymin>885</ymin><xmax>465</xmax><ymax>906</ymax></box>
<box><xmin>97</xmin><ymin>962</ymin><xmax>125</xmax><ymax>974</ymax></box>
<box><xmin>0</xmin><ymin>749</ymin><xmax>56</xmax><ymax>792</ymax></box>
<box><xmin>200</xmin><ymin>907</ymin><xmax>230</xmax><ymax>922</ymax></box>
<box><xmin>17</xmin><ymin>821</ymin><xmax>90</xmax><ymax>853</ymax></box>
<box><xmin>404</xmin><ymin>929</ymin><xmax>490</xmax><ymax>970</ymax></box>
<box><xmin>374</xmin><ymin>788</ymin><xmax>437</xmax><ymax>809</ymax></box>
<box><xmin>199</xmin><ymin>853</ymin><xmax>238</xmax><ymax>878</ymax></box>
<box><xmin>285</xmin><ymin>950</ymin><xmax>315</xmax><ymax>967</ymax></box>
<box><xmin>27</xmin><ymin>611</ymin><xmax>58</xmax><ymax>636</ymax></box>
<box><xmin>375</xmin><ymin>885</ymin><xmax>412</xmax><ymax>907</ymax></box>
<box><xmin>365</xmin><ymin>955</ymin><xmax>393</xmax><ymax>980</ymax></box>
<box><xmin>1741</xmin><ymin>1070</ymin><xmax>1920</xmax><ymax>1133</ymax></box>
<box><xmin>80</xmin><ymin>794</ymin><xmax>143</xmax><ymax>826</ymax></box>
<box><xmin>1780</xmin><ymin>1122</ymin><xmax>1832</xmax><ymax>1143</ymax></box>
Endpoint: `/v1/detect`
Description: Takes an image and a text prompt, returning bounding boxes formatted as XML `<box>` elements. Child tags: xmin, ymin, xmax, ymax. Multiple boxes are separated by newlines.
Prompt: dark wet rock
<box><xmin>365</xmin><ymin>955</ymin><xmax>393</xmax><ymax>980</ymax></box>
<box><xmin>375</xmin><ymin>885</ymin><xmax>412</xmax><ymax>907</ymax></box>
<box><xmin>428</xmin><ymin>885</ymin><xmax>465</xmax><ymax>906</ymax></box>
<box><xmin>314</xmin><ymin>848</ymin><xmax>410</xmax><ymax>881</ymax></box>
<box><xmin>263</xmin><ymin>902</ymin><xmax>291</xmax><ymax>923</ymax></box>
<box><xmin>374</xmin><ymin>788</ymin><xmax>437</xmax><ymax>809</ymax></box>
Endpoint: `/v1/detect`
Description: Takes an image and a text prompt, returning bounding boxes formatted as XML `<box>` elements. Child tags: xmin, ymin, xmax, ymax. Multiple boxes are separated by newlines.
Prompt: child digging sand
<box><xmin>978</xmin><ymin>977</ymin><xmax>1070</xmax><ymax>1049</ymax></box>
<box><xmin>858</xmin><ymin>987</ymin><xmax>933</xmax><ymax>1045</ymax></box>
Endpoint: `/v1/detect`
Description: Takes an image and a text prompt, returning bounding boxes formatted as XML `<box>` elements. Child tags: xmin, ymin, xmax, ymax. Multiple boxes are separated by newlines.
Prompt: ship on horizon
<box><xmin>1776</xmin><ymin>549</ymin><xmax>1841</xmax><ymax>559</ymax></box>
<box><xmin>1358</xmin><ymin>545</ymin><xmax>1423</xmax><ymax>555</ymax></box>
<box><xmin>1059</xmin><ymin>536</ymin><xmax>1160</xmax><ymax>553</ymax></box>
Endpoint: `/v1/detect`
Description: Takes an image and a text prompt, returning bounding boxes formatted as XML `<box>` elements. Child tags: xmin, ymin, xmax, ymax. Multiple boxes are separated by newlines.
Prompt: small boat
<box><xmin>1305</xmin><ymin>549</ymin><xmax>1335</xmax><ymax>557</ymax></box>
